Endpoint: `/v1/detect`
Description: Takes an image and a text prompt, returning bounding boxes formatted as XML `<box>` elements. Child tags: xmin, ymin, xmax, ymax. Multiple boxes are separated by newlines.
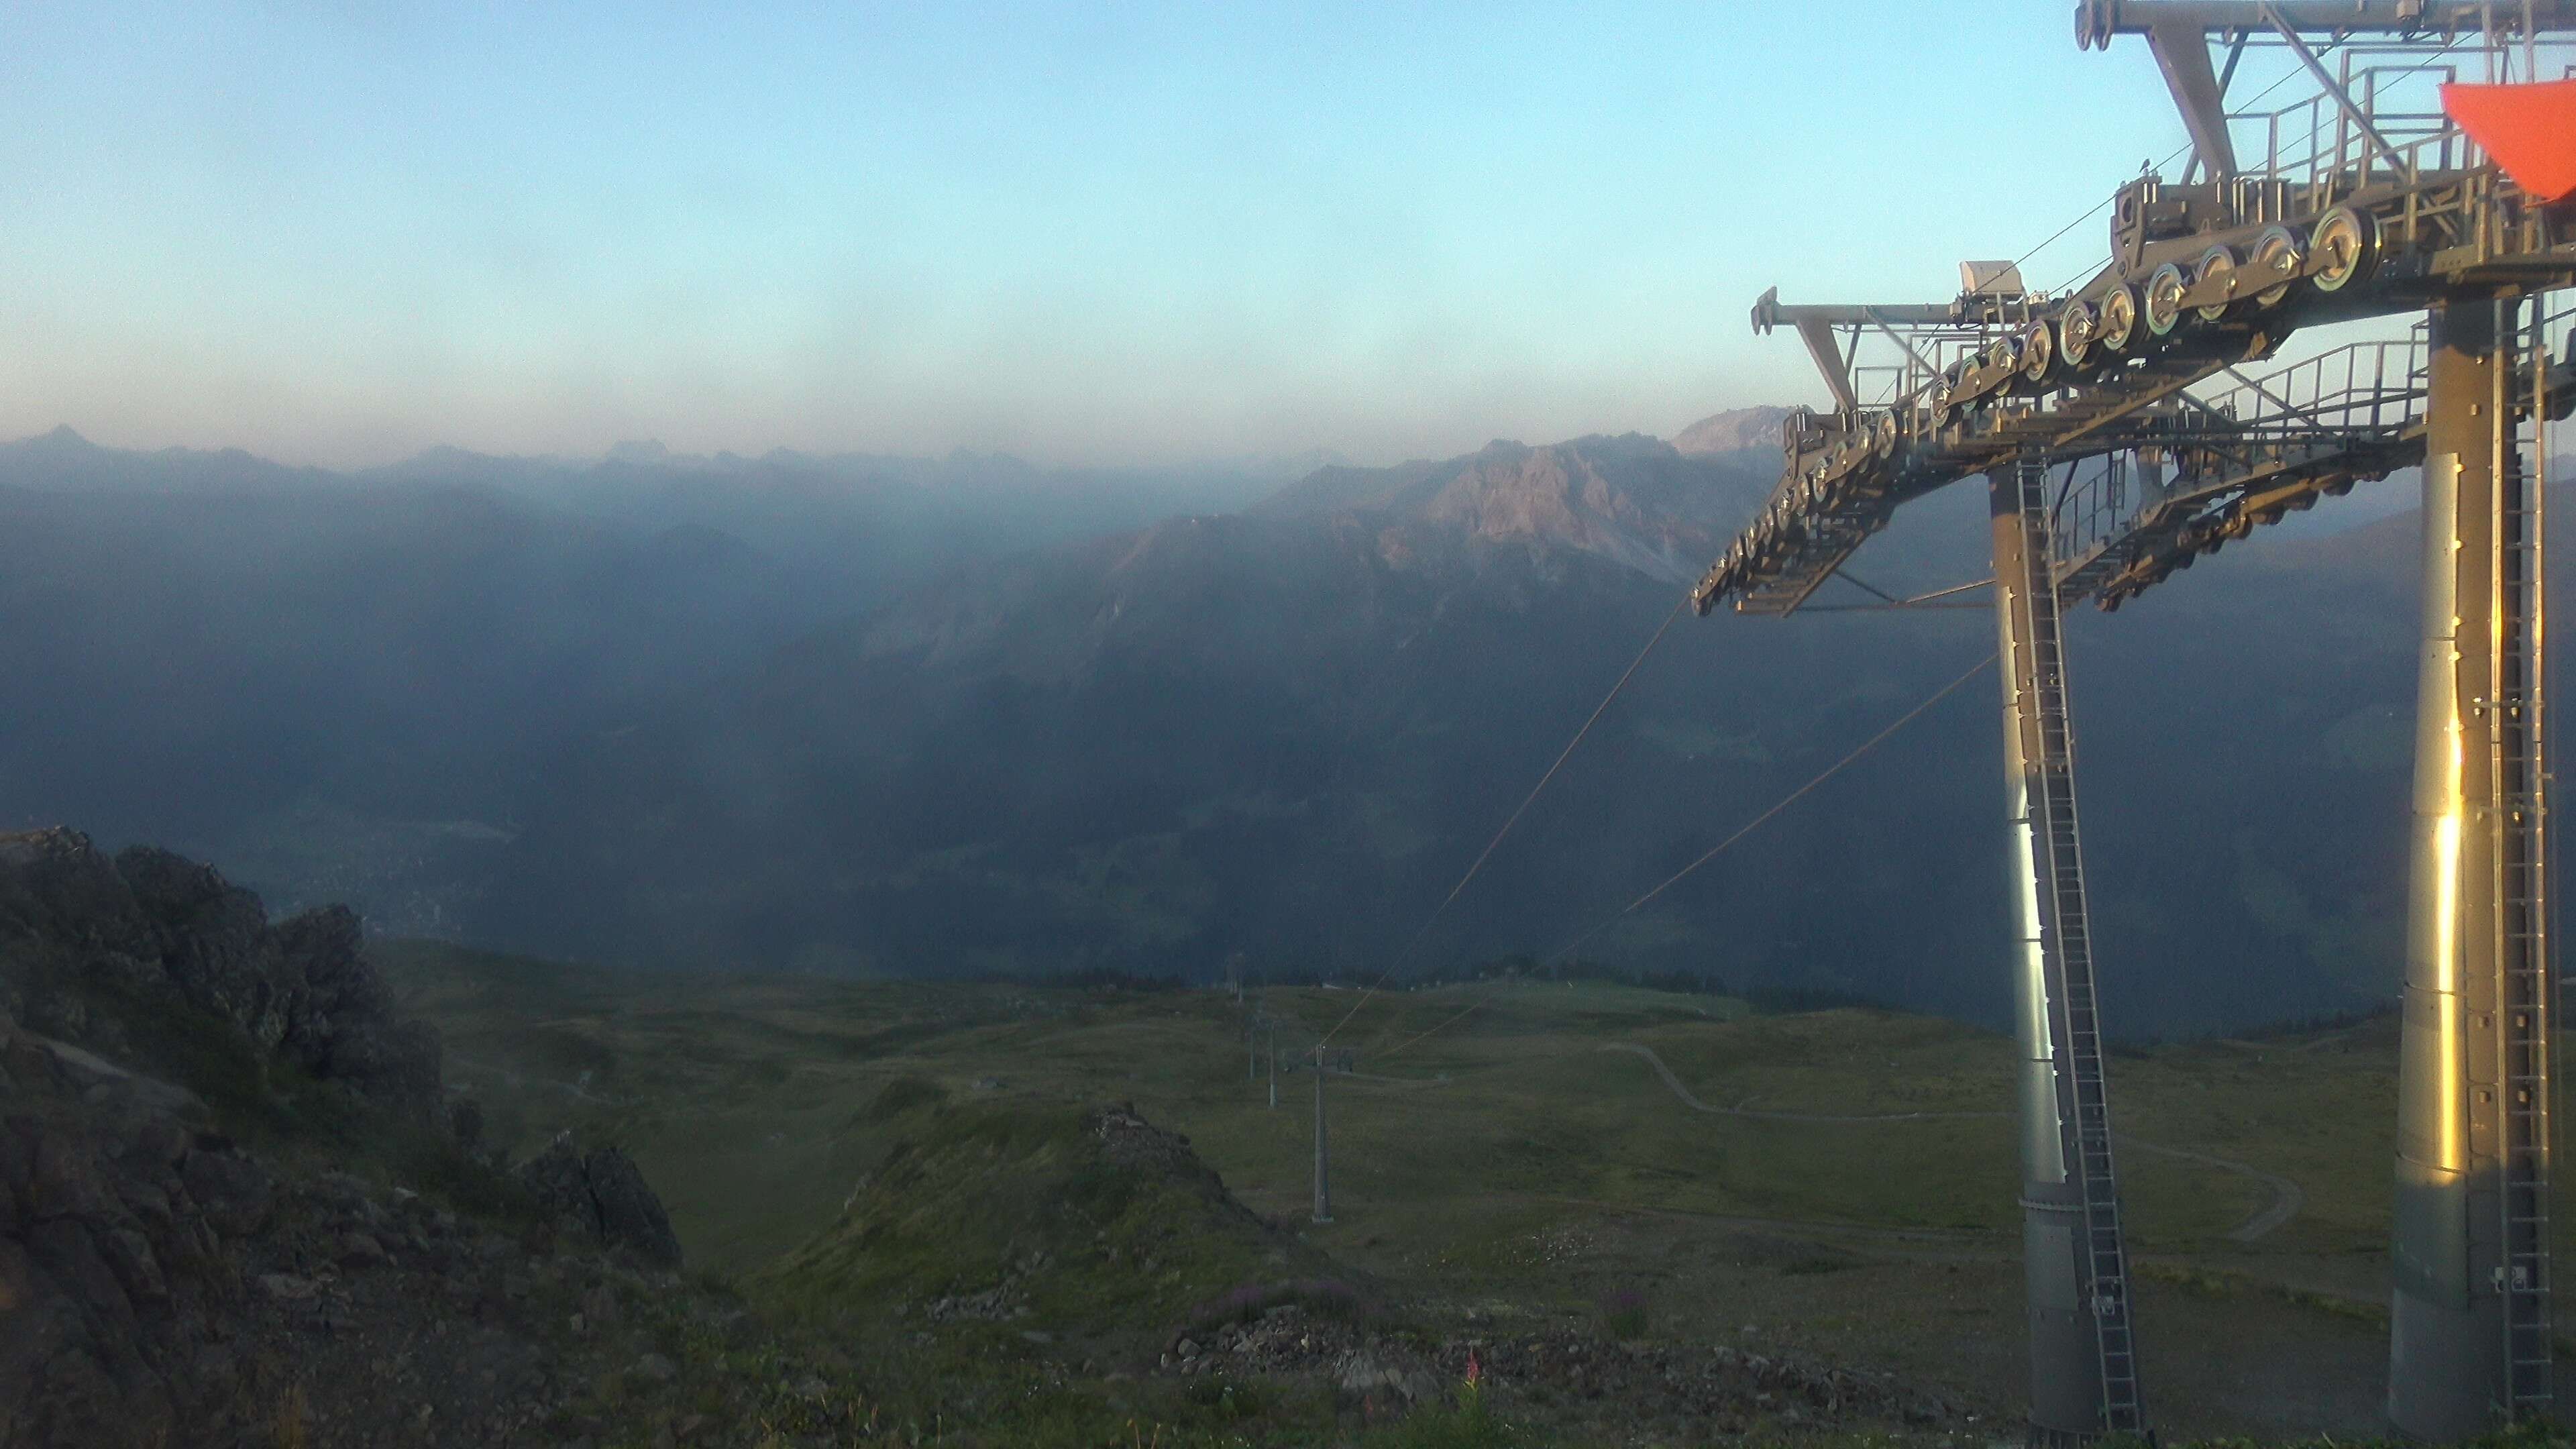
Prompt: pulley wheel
<box><xmin>2249</xmin><ymin>225</ymin><xmax>2302</xmax><ymax>308</ymax></box>
<box><xmin>2057</xmin><ymin>299</ymin><xmax>2098</xmax><ymax>370</ymax></box>
<box><xmin>2019</xmin><ymin>320</ymin><xmax>2056</xmax><ymax>385</ymax></box>
<box><xmin>2193</xmin><ymin>245</ymin><xmax>2237</xmax><ymax>322</ymax></box>
<box><xmin>1938</xmin><ymin>358</ymin><xmax>1975</xmax><ymax>421</ymax></box>
<box><xmin>2308</xmin><ymin>206</ymin><xmax>2377</xmax><ymax>294</ymax></box>
<box><xmin>2144</xmin><ymin>262</ymin><xmax>2188</xmax><ymax>336</ymax></box>
<box><xmin>2096</xmin><ymin>284</ymin><xmax>2139</xmax><ymax>353</ymax></box>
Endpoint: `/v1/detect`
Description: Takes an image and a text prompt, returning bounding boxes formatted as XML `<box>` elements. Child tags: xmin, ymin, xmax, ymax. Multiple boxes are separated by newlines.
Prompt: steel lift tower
<box><xmin>1693</xmin><ymin>3</ymin><xmax>2576</xmax><ymax>1440</ymax></box>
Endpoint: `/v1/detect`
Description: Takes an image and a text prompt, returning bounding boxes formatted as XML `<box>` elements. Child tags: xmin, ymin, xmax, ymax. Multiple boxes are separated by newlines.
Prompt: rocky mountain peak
<box><xmin>1253</xmin><ymin>431</ymin><xmax>1770</xmax><ymax>583</ymax></box>
<box><xmin>1672</xmin><ymin>406</ymin><xmax>1794</xmax><ymax>458</ymax></box>
<box><xmin>24</xmin><ymin>425</ymin><xmax>99</xmax><ymax>453</ymax></box>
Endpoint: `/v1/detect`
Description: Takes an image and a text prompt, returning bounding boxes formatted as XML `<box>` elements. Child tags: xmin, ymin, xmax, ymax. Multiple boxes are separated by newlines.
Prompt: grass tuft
<box><xmin>1366</xmin><ymin>1383</ymin><xmax>1517</xmax><ymax>1449</ymax></box>
<box><xmin>1595</xmin><ymin>1287</ymin><xmax>1648</xmax><ymax>1340</ymax></box>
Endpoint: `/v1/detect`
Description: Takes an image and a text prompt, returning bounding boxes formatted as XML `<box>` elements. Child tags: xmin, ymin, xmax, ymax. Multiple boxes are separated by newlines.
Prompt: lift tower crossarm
<box><xmin>2261</xmin><ymin>6</ymin><xmax>2418</xmax><ymax>175</ymax></box>
<box><xmin>1752</xmin><ymin>288</ymin><xmax>1992</xmax><ymax>416</ymax></box>
<box><xmin>2077</xmin><ymin>0</ymin><xmax>2576</xmax><ymax>184</ymax></box>
<box><xmin>2077</xmin><ymin>0</ymin><xmax>2576</xmax><ymax>41</ymax></box>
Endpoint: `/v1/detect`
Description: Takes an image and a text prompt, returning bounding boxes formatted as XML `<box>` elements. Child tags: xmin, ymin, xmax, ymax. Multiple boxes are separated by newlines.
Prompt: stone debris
<box><xmin>919</xmin><ymin>1280</ymin><xmax>1030</xmax><ymax>1324</ymax></box>
<box><xmin>1156</xmin><ymin>1305</ymin><xmax>1960</xmax><ymax>1434</ymax></box>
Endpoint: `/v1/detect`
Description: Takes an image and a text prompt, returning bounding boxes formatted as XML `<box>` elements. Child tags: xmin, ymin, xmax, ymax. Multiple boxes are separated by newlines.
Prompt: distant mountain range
<box><xmin>1254</xmin><ymin>433</ymin><xmax>1770</xmax><ymax>582</ymax></box>
<box><xmin>5</xmin><ymin>417</ymin><xmax>2546</xmax><ymax>1036</ymax></box>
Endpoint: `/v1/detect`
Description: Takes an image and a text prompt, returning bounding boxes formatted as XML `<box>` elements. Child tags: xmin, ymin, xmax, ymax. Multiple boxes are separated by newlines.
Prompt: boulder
<box><xmin>180</xmin><ymin>1148</ymin><xmax>273</xmax><ymax>1240</ymax></box>
<box><xmin>519</xmin><ymin>1136</ymin><xmax>683</xmax><ymax>1268</ymax></box>
<box><xmin>274</xmin><ymin>907</ymin><xmax>444</xmax><ymax>1120</ymax></box>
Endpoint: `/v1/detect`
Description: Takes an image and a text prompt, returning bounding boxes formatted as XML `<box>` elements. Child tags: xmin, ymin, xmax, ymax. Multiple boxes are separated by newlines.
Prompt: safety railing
<box><xmin>2188</xmin><ymin>329</ymin><xmax>2431</xmax><ymax>441</ymax></box>
<box><xmin>2049</xmin><ymin>453</ymin><xmax>2143</xmax><ymax>573</ymax></box>
<box><xmin>2226</xmin><ymin>34</ymin><xmax>2576</xmax><ymax>210</ymax></box>
<box><xmin>2047</xmin><ymin>292</ymin><xmax>2575</xmax><ymax>575</ymax></box>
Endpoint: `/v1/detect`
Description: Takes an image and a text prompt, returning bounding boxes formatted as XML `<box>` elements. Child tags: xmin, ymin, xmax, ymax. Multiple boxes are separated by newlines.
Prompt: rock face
<box><xmin>0</xmin><ymin>1005</ymin><xmax>759</xmax><ymax>1447</ymax></box>
<box><xmin>0</xmin><ymin>828</ymin><xmax>445</xmax><ymax>1126</ymax></box>
<box><xmin>1255</xmin><ymin>433</ymin><xmax>1770</xmax><ymax>584</ymax></box>
<box><xmin>1670</xmin><ymin>405</ymin><xmax>1795</xmax><ymax>459</ymax></box>
<box><xmin>0</xmin><ymin>829</ymin><xmax>720</xmax><ymax>1447</ymax></box>
<box><xmin>1</xmin><ymin>1026</ymin><xmax>260</xmax><ymax>1444</ymax></box>
<box><xmin>517</xmin><ymin>1136</ymin><xmax>683</xmax><ymax>1268</ymax></box>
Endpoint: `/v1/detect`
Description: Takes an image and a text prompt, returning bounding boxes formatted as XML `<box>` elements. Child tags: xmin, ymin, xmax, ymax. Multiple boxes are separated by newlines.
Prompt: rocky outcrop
<box><xmin>269</xmin><ymin>906</ymin><xmax>443</xmax><ymax>1126</ymax></box>
<box><xmin>0</xmin><ymin>828</ymin><xmax>444</xmax><ymax>1127</ymax></box>
<box><xmin>516</xmin><ymin>1136</ymin><xmax>683</xmax><ymax>1268</ymax></box>
<box><xmin>0</xmin><ymin>832</ymin><xmax>746</xmax><ymax>1448</ymax></box>
<box><xmin>115</xmin><ymin>844</ymin><xmax>286</xmax><ymax>1048</ymax></box>
<box><xmin>1</xmin><ymin>1034</ymin><xmax>244</xmax><ymax>1444</ymax></box>
<box><xmin>0</xmin><ymin>1007</ymin><xmax>810</xmax><ymax>1448</ymax></box>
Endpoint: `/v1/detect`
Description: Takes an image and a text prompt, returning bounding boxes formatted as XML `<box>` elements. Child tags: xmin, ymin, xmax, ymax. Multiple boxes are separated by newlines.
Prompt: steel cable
<box><xmin>1313</xmin><ymin>594</ymin><xmax>1692</xmax><ymax>1051</ymax></box>
<box><xmin>1377</xmin><ymin>650</ymin><xmax>1997</xmax><ymax>1060</ymax></box>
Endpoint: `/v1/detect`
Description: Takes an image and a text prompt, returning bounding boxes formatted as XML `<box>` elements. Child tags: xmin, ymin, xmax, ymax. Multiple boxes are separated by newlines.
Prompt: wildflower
<box><xmin>1464</xmin><ymin>1348</ymin><xmax>1483</xmax><ymax>1389</ymax></box>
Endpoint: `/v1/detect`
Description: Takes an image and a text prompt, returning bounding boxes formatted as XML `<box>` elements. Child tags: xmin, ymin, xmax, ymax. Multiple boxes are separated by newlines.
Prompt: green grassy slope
<box><xmin>379</xmin><ymin>944</ymin><xmax>2416</xmax><ymax>1265</ymax></box>
<box><xmin>381</xmin><ymin>941</ymin><xmax>2528</xmax><ymax>1442</ymax></box>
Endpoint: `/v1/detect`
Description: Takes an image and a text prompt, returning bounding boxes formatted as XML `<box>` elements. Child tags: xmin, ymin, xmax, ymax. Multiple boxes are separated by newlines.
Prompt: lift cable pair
<box><xmin>1371</xmin><ymin>648</ymin><xmax>1998</xmax><ymax>1063</ymax></box>
<box><xmin>1313</xmin><ymin>596</ymin><xmax>1692</xmax><ymax>1053</ymax></box>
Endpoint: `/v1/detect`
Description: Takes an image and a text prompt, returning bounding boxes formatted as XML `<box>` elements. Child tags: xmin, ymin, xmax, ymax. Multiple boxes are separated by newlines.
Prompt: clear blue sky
<box><xmin>0</xmin><ymin>3</ymin><xmax>2206</xmax><ymax>468</ymax></box>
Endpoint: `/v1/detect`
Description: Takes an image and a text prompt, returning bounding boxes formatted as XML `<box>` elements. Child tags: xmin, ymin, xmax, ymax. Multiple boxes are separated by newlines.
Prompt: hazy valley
<box><xmin>0</xmin><ymin>419</ymin><xmax>2548</xmax><ymax>1038</ymax></box>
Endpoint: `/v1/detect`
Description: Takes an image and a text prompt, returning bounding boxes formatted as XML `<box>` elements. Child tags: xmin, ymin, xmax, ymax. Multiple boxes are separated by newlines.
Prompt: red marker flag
<box><xmin>2443</xmin><ymin>79</ymin><xmax>2576</xmax><ymax>204</ymax></box>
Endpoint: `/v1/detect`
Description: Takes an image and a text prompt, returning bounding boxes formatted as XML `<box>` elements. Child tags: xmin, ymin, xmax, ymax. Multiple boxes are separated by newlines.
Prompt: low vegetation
<box><xmin>379</xmin><ymin>941</ymin><xmax>2511</xmax><ymax>1444</ymax></box>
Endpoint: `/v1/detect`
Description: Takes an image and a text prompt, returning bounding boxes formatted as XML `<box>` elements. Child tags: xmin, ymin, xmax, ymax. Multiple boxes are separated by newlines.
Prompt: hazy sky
<box><xmin>0</xmin><ymin>3</ymin><xmax>2208</xmax><ymax>468</ymax></box>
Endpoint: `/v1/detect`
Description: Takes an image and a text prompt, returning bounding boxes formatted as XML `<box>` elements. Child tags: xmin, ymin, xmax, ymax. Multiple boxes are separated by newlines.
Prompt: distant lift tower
<box><xmin>1691</xmin><ymin>2</ymin><xmax>2576</xmax><ymax>1440</ymax></box>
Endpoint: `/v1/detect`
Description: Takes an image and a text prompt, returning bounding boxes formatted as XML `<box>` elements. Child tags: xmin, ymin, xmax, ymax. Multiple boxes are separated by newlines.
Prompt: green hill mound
<box><xmin>761</xmin><ymin>1084</ymin><xmax>1345</xmax><ymax>1357</ymax></box>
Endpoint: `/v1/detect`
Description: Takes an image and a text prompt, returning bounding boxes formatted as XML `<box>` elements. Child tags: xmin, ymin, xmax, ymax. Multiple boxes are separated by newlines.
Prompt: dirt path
<box><xmin>2114</xmin><ymin>1136</ymin><xmax>2307</xmax><ymax>1244</ymax></box>
<box><xmin>1336</xmin><ymin>1069</ymin><xmax>1452</xmax><ymax>1087</ymax></box>
<box><xmin>1603</xmin><ymin>1042</ymin><xmax>2304</xmax><ymax>1242</ymax></box>
<box><xmin>1601</xmin><ymin>1042</ymin><xmax>2007</xmax><ymax>1123</ymax></box>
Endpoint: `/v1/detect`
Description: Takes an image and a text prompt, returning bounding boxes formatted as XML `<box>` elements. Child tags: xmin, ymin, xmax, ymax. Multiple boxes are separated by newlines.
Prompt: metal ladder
<box><xmin>2493</xmin><ymin>323</ymin><xmax>2555</xmax><ymax>1419</ymax></box>
<box><xmin>2010</xmin><ymin>458</ymin><xmax>2147</xmax><ymax>1437</ymax></box>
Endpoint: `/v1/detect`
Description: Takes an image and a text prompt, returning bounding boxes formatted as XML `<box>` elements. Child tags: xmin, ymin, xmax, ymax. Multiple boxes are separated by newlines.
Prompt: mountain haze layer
<box><xmin>5</xmin><ymin>423</ymin><xmax>2518</xmax><ymax>1035</ymax></box>
<box><xmin>0</xmin><ymin>431</ymin><xmax>1289</xmax><ymax>918</ymax></box>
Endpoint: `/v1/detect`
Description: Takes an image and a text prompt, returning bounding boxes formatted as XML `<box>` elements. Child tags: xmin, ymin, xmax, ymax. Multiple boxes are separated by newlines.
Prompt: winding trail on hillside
<box><xmin>1601</xmin><ymin>1042</ymin><xmax>2007</xmax><ymax>1124</ymax></box>
<box><xmin>2114</xmin><ymin>1137</ymin><xmax>2308</xmax><ymax>1244</ymax></box>
<box><xmin>1602</xmin><ymin>1042</ymin><xmax>2304</xmax><ymax>1243</ymax></box>
<box><xmin>1336</xmin><ymin>1069</ymin><xmax>1452</xmax><ymax>1087</ymax></box>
